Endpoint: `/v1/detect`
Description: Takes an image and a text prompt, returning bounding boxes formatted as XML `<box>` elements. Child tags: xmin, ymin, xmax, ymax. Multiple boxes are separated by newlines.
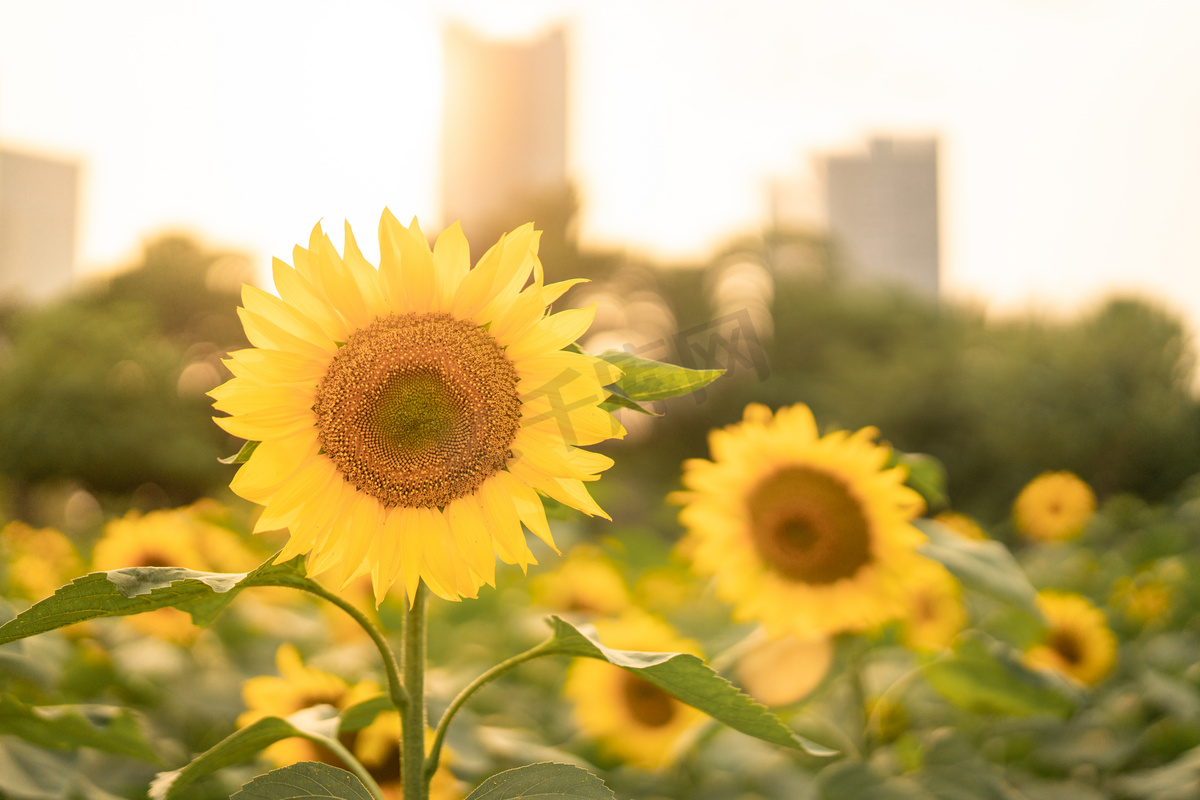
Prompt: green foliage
<box><xmin>917</xmin><ymin>519</ymin><xmax>1042</xmax><ymax>632</ymax></box>
<box><xmin>229</xmin><ymin>762</ymin><xmax>373</xmax><ymax>800</ymax></box>
<box><xmin>0</xmin><ymin>694</ymin><xmax>159</xmax><ymax>762</ymax></box>
<box><xmin>0</xmin><ymin>555</ymin><xmax>310</xmax><ymax>643</ymax></box>
<box><xmin>592</xmin><ymin>349</ymin><xmax>724</xmax><ymax>415</ymax></box>
<box><xmin>464</xmin><ymin>763</ymin><xmax>615</xmax><ymax>800</ymax></box>
<box><xmin>923</xmin><ymin>633</ymin><xmax>1076</xmax><ymax>718</ymax></box>
<box><xmin>152</xmin><ymin>707</ymin><xmax>345</xmax><ymax>800</ymax></box>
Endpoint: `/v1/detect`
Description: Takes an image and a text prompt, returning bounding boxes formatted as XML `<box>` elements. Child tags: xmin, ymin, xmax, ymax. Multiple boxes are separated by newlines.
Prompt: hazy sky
<box><xmin>2</xmin><ymin>0</ymin><xmax>1199</xmax><ymax>331</ymax></box>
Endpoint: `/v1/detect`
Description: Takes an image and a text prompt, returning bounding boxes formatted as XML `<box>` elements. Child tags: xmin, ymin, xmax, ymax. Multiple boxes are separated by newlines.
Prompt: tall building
<box><xmin>822</xmin><ymin>137</ymin><xmax>940</xmax><ymax>297</ymax></box>
<box><xmin>0</xmin><ymin>146</ymin><xmax>79</xmax><ymax>303</ymax></box>
<box><xmin>441</xmin><ymin>23</ymin><xmax>568</xmax><ymax>239</ymax></box>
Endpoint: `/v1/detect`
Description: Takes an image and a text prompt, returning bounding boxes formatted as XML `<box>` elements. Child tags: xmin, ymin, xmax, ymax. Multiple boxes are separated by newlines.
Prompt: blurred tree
<box><xmin>0</xmin><ymin>236</ymin><xmax>249</xmax><ymax>519</ymax></box>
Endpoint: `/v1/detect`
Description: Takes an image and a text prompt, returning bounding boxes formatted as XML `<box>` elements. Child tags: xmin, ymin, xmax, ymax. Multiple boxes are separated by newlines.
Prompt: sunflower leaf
<box><xmin>150</xmin><ymin>707</ymin><xmax>342</xmax><ymax>800</ymax></box>
<box><xmin>544</xmin><ymin>616</ymin><xmax>834</xmax><ymax>756</ymax></box>
<box><xmin>916</xmin><ymin>518</ymin><xmax>1044</xmax><ymax>628</ymax></box>
<box><xmin>923</xmin><ymin>632</ymin><xmax>1077</xmax><ymax>718</ymax></box>
<box><xmin>892</xmin><ymin>451</ymin><xmax>949</xmax><ymax>511</ymax></box>
<box><xmin>0</xmin><ymin>694</ymin><xmax>160</xmax><ymax>762</ymax></box>
<box><xmin>465</xmin><ymin>762</ymin><xmax>615</xmax><ymax>800</ymax></box>
<box><xmin>599</xmin><ymin>384</ymin><xmax>662</xmax><ymax>416</ymax></box>
<box><xmin>231</xmin><ymin>762</ymin><xmax>373</xmax><ymax>800</ymax></box>
<box><xmin>339</xmin><ymin>694</ymin><xmax>395</xmax><ymax>732</ymax></box>
<box><xmin>593</xmin><ymin>350</ymin><xmax>723</xmax><ymax>403</ymax></box>
<box><xmin>0</xmin><ymin>554</ymin><xmax>311</xmax><ymax>644</ymax></box>
<box><xmin>219</xmin><ymin>440</ymin><xmax>261</xmax><ymax>464</ymax></box>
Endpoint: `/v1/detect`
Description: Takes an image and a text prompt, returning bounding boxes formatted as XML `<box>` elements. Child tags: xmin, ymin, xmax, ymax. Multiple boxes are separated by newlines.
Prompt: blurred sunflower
<box><xmin>933</xmin><ymin>510</ymin><xmax>988</xmax><ymax>541</ymax></box>
<box><xmin>529</xmin><ymin>544</ymin><xmax>630</xmax><ymax>615</ymax></box>
<box><xmin>1013</xmin><ymin>471</ymin><xmax>1096</xmax><ymax>542</ymax></box>
<box><xmin>1110</xmin><ymin>573</ymin><xmax>1174</xmax><ymax>625</ymax></box>
<box><xmin>0</xmin><ymin>521</ymin><xmax>83</xmax><ymax>601</ymax></box>
<box><xmin>899</xmin><ymin>558</ymin><xmax>966</xmax><ymax>651</ymax></box>
<box><xmin>210</xmin><ymin>212</ymin><xmax>623</xmax><ymax>604</ymax></box>
<box><xmin>1024</xmin><ymin>591</ymin><xmax>1117</xmax><ymax>686</ymax></box>
<box><xmin>736</xmin><ymin>633</ymin><xmax>833</xmax><ymax>707</ymax></box>
<box><xmin>240</xmin><ymin>645</ymin><xmax>460</xmax><ymax>799</ymax></box>
<box><xmin>91</xmin><ymin>507</ymin><xmax>257</xmax><ymax>643</ymax></box>
<box><xmin>674</xmin><ymin>403</ymin><xmax>926</xmax><ymax>638</ymax></box>
<box><xmin>564</xmin><ymin>612</ymin><xmax>707</xmax><ymax>770</ymax></box>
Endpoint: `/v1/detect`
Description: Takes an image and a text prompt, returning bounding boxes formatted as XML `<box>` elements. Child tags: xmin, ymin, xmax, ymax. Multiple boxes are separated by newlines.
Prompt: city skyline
<box><xmin>0</xmin><ymin>0</ymin><xmax>1197</xmax><ymax>334</ymax></box>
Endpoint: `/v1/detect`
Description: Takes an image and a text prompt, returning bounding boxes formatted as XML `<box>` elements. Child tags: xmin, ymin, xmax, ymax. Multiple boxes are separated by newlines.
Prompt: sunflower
<box><xmin>563</xmin><ymin>611</ymin><xmax>708</xmax><ymax>770</ymax></box>
<box><xmin>529</xmin><ymin>544</ymin><xmax>630</xmax><ymax>616</ymax></box>
<box><xmin>210</xmin><ymin>212</ymin><xmax>623</xmax><ymax>604</ymax></box>
<box><xmin>674</xmin><ymin>403</ymin><xmax>926</xmax><ymax>638</ymax></box>
<box><xmin>0</xmin><ymin>521</ymin><xmax>84</xmax><ymax>601</ymax></box>
<box><xmin>899</xmin><ymin>558</ymin><xmax>966</xmax><ymax>652</ymax></box>
<box><xmin>736</xmin><ymin>633</ymin><xmax>833</xmax><ymax>707</ymax></box>
<box><xmin>240</xmin><ymin>645</ymin><xmax>460</xmax><ymax>799</ymax></box>
<box><xmin>1024</xmin><ymin>591</ymin><xmax>1117</xmax><ymax>686</ymax></box>
<box><xmin>91</xmin><ymin>507</ymin><xmax>256</xmax><ymax>643</ymax></box>
<box><xmin>1013</xmin><ymin>471</ymin><xmax>1096</xmax><ymax>542</ymax></box>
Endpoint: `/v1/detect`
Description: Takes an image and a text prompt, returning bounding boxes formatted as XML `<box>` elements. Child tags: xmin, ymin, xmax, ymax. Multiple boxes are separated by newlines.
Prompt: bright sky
<box><xmin>2</xmin><ymin>0</ymin><xmax>1199</xmax><ymax>333</ymax></box>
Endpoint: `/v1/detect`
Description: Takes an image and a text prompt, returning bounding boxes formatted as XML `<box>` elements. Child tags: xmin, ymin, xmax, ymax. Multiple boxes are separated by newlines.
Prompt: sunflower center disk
<box><xmin>747</xmin><ymin>466</ymin><xmax>872</xmax><ymax>584</ymax></box>
<box><xmin>621</xmin><ymin>673</ymin><xmax>676</xmax><ymax>728</ymax></box>
<box><xmin>313</xmin><ymin>312</ymin><xmax>522</xmax><ymax>509</ymax></box>
<box><xmin>1050</xmin><ymin>629</ymin><xmax>1084</xmax><ymax>666</ymax></box>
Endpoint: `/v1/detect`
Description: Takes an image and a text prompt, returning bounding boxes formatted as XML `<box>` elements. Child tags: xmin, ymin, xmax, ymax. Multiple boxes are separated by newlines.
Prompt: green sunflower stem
<box><xmin>403</xmin><ymin>582</ymin><xmax>428</xmax><ymax>800</ymax></box>
<box><xmin>297</xmin><ymin>581</ymin><xmax>408</xmax><ymax>713</ymax></box>
<box><xmin>424</xmin><ymin>638</ymin><xmax>558</xmax><ymax>784</ymax></box>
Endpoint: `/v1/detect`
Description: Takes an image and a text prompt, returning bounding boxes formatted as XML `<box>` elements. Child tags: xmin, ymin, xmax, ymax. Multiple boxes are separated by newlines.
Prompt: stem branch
<box><xmin>424</xmin><ymin>639</ymin><xmax>559</xmax><ymax>783</ymax></box>
<box><xmin>297</xmin><ymin>581</ymin><xmax>409</xmax><ymax>713</ymax></box>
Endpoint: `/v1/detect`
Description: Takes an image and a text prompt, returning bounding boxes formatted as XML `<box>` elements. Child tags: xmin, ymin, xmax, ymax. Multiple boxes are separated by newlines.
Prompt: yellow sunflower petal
<box><xmin>476</xmin><ymin>476</ymin><xmax>536</xmax><ymax>568</ymax></box>
<box><xmin>504</xmin><ymin>305</ymin><xmax>597</xmax><ymax>361</ymax></box>
<box><xmin>432</xmin><ymin>222</ymin><xmax>470</xmax><ymax>309</ymax></box>
<box><xmin>443</xmin><ymin>495</ymin><xmax>497</xmax><ymax>586</ymax></box>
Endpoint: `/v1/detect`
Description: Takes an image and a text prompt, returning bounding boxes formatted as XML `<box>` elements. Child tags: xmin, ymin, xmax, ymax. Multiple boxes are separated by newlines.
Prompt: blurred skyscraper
<box><xmin>441</xmin><ymin>22</ymin><xmax>568</xmax><ymax>240</ymax></box>
<box><xmin>822</xmin><ymin>137</ymin><xmax>940</xmax><ymax>297</ymax></box>
<box><xmin>0</xmin><ymin>146</ymin><xmax>79</xmax><ymax>302</ymax></box>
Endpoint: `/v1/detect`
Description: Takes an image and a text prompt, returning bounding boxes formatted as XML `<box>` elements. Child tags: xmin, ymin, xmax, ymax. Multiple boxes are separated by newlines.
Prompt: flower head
<box><xmin>240</xmin><ymin>645</ymin><xmax>460</xmax><ymax>799</ymax></box>
<box><xmin>91</xmin><ymin>505</ymin><xmax>259</xmax><ymax>642</ymax></box>
<box><xmin>0</xmin><ymin>521</ymin><xmax>83</xmax><ymax>601</ymax></box>
<box><xmin>1024</xmin><ymin>591</ymin><xmax>1117</xmax><ymax>686</ymax></box>
<box><xmin>211</xmin><ymin>213</ymin><xmax>623</xmax><ymax>603</ymax></box>
<box><xmin>674</xmin><ymin>403</ymin><xmax>926</xmax><ymax>638</ymax></box>
<box><xmin>564</xmin><ymin>611</ymin><xmax>707</xmax><ymax>769</ymax></box>
<box><xmin>1013</xmin><ymin>471</ymin><xmax>1096</xmax><ymax>542</ymax></box>
<box><xmin>899</xmin><ymin>558</ymin><xmax>966</xmax><ymax>651</ymax></box>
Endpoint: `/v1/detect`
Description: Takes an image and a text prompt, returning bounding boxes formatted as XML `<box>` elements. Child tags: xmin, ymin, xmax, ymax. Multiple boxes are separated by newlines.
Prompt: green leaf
<box><xmin>231</xmin><ymin>762</ymin><xmax>373</xmax><ymax>800</ymax></box>
<box><xmin>150</xmin><ymin>706</ymin><xmax>341</xmax><ymax>800</ymax></box>
<box><xmin>923</xmin><ymin>632</ymin><xmax>1076</xmax><ymax>718</ymax></box>
<box><xmin>220</xmin><ymin>440</ymin><xmax>261</xmax><ymax>464</ymax></box>
<box><xmin>339</xmin><ymin>694</ymin><xmax>395</xmax><ymax>732</ymax></box>
<box><xmin>544</xmin><ymin>616</ymin><xmax>833</xmax><ymax>756</ymax></box>
<box><xmin>0</xmin><ymin>694</ymin><xmax>159</xmax><ymax>762</ymax></box>
<box><xmin>917</xmin><ymin>519</ymin><xmax>1044</xmax><ymax>631</ymax></box>
<box><xmin>1110</xmin><ymin>746</ymin><xmax>1200</xmax><ymax>800</ymax></box>
<box><xmin>894</xmin><ymin>452</ymin><xmax>949</xmax><ymax>510</ymax></box>
<box><xmin>465</xmin><ymin>762</ymin><xmax>615</xmax><ymax>800</ymax></box>
<box><xmin>0</xmin><ymin>554</ymin><xmax>312</xmax><ymax>645</ymax></box>
<box><xmin>594</xmin><ymin>350</ymin><xmax>723</xmax><ymax>403</ymax></box>
<box><xmin>598</xmin><ymin>384</ymin><xmax>662</xmax><ymax>417</ymax></box>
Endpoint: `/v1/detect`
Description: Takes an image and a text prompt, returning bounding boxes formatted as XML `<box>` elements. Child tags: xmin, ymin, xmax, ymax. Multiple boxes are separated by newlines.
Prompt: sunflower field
<box><xmin>2</xmin><ymin>217</ymin><xmax>1200</xmax><ymax>800</ymax></box>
